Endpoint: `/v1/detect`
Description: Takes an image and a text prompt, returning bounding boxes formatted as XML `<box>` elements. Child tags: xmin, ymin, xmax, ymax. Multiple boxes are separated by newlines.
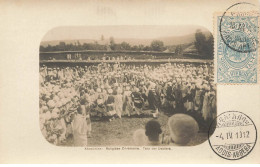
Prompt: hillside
<box><xmin>40</xmin><ymin>31</ymin><xmax>212</xmax><ymax>47</ymax></box>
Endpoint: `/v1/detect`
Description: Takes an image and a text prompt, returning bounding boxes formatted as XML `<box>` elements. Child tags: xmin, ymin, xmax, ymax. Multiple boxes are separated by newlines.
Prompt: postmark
<box><xmin>215</xmin><ymin>3</ymin><xmax>259</xmax><ymax>83</ymax></box>
<box><xmin>208</xmin><ymin>111</ymin><xmax>257</xmax><ymax>160</ymax></box>
<box><xmin>219</xmin><ymin>2</ymin><xmax>259</xmax><ymax>53</ymax></box>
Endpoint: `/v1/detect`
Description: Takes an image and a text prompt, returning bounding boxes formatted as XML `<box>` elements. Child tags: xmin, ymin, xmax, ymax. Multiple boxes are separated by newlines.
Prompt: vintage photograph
<box><xmin>39</xmin><ymin>25</ymin><xmax>216</xmax><ymax>147</ymax></box>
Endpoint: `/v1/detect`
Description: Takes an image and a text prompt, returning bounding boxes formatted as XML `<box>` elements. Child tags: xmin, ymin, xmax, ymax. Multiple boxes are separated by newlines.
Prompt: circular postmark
<box><xmin>208</xmin><ymin>111</ymin><xmax>257</xmax><ymax>160</ymax></box>
<box><xmin>219</xmin><ymin>2</ymin><xmax>259</xmax><ymax>53</ymax></box>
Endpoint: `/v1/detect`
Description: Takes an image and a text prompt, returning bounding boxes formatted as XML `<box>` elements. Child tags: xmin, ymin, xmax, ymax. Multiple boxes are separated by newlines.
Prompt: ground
<box><xmin>63</xmin><ymin>110</ymin><xmax>209</xmax><ymax>147</ymax></box>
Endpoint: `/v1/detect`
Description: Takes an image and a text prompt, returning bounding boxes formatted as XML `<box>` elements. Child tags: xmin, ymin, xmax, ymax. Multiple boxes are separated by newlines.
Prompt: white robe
<box><xmin>72</xmin><ymin>114</ymin><xmax>88</xmax><ymax>147</ymax></box>
<box><xmin>114</xmin><ymin>94</ymin><xmax>123</xmax><ymax>118</ymax></box>
<box><xmin>202</xmin><ymin>92</ymin><xmax>211</xmax><ymax>121</ymax></box>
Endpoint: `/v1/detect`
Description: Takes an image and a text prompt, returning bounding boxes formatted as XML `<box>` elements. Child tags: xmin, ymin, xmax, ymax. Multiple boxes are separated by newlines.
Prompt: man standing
<box><xmin>147</xmin><ymin>83</ymin><xmax>160</xmax><ymax>118</ymax></box>
<box><xmin>174</xmin><ymin>82</ymin><xmax>184</xmax><ymax>113</ymax></box>
<box><xmin>131</xmin><ymin>87</ymin><xmax>144</xmax><ymax>116</ymax></box>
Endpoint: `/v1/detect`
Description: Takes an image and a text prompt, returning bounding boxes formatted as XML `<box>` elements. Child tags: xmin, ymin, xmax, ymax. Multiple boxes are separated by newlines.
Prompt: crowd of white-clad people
<box><xmin>39</xmin><ymin>62</ymin><xmax>216</xmax><ymax>146</ymax></box>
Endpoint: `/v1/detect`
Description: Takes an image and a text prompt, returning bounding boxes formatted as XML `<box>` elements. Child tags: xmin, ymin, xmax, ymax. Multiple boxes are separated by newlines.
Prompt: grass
<box><xmin>62</xmin><ymin>110</ymin><xmax>209</xmax><ymax>147</ymax></box>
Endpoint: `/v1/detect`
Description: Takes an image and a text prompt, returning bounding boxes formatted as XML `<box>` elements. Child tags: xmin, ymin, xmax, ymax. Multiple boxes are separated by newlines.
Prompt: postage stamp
<box><xmin>208</xmin><ymin>111</ymin><xmax>257</xmax><ymax>160</ymax></box>
<box><xmin>215</xmin><ymin>9</ymin><xmax>259</xmax><ymax>83</ymax></box>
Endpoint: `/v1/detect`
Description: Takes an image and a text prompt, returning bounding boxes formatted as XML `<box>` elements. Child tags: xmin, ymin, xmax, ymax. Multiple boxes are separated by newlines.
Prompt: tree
<box><xmin>204</xmin><ymin>35</ymin><xmax>214</xmax><ymax>59</ymax></box>
<box><xmin>113</xmin><ymin>44</ymin><xmax>122</xmax><ymax>51</ymax></box>
<box><xmin>194</xmin><ymin>29</ymin><xmax>213</xmax><ymax>59</ymax></box>
<box><xmin>109</xmin><ymin>37</ymin><xmax>116</xmax><ymax>50</ymax></box>
<box><xmin>175</xmin><ymin>45</ymin><xmax>183</xmax><ymax>55</ymax></box>
<box><xmin>46</xmin><ymin>44</ymin><xmax>53</xmax><ymax>51</ymax></box>
<box><xmin>82</xmin><ymin>43</ymin><xmax>90</xmax><ymax>50</ymax></box>
<box><xmin>40</xmin><ymin>45</ymin><xmax>45</xmax><ymax>52</ymax></box>
<box><xmin>150</xmin><ymin>40</ymin><xmax>164</xmax><ymax>51</ymax></box>
<box><xmin>138</xmin><ymin>44</ymin><xmax>144</xmax><ymax>51</ymax></box>
<box><xmin>57</xmin><ymin>42</ymin><xmax>66</xmax><ymax>51</ymax></box>
<box><xmin>143</xmin><ymin>46</ymin><xmax>151</xmax><ymax>51</ymax></box>
<box><xmin>120</xmin><ymin>42</ymin><xmax>131</xmax><ymax>50</ymax></box>
<box><xmin>131</xmin><ymin>45</ymin><xmax>139</xmax><ymax>51</ymax></box>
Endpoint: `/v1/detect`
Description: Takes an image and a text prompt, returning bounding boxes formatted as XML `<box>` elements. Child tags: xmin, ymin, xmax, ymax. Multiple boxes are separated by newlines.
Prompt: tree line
<box><xmin>40</xmin><ymin>39</ymin><xmax>167</xmax><ymax>52</ymax></box>
<box><xmin>40</xmin><ymin>30</ymin><xmax>213</xmax><ymax>59</ymax></box>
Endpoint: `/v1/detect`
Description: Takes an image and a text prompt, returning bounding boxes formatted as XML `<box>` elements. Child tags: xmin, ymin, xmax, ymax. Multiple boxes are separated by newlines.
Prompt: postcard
<box><xmin>0</xmin><ymin>0</ymin><xmax>259</xmax><ymax>164</ymax></box>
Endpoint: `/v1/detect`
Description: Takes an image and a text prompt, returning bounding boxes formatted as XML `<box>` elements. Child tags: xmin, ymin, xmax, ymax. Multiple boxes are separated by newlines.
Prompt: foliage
<box><xmin>40</xmin><ymin>39</ymin><xmax>153</xmax><ymax>52</ymax></box>
<box><xmin>175</xmin><ymin>45</ymin><xmax>183</xmax><ymax>55</ymax></box>
<box><xmin>109</xmin><ymin>37</ymin><xmax>116</xmax><ymax>50</ymax></box>
<box><xmin>150</xmin><ymin>40</ymin><xmax>165</xmax><ymax>51</ymax></box>
<box><xmin>194</xmin><ymin>29</ymin><xmax>214</xmax><ymax>59</ymax></box>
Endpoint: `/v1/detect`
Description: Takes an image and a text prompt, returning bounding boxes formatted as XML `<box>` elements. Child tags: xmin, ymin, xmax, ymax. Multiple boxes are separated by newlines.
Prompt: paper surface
<box><xmin>0</xmin><ymin>0</ymin><xmax>260</xmax><ymax>164</ymax></box>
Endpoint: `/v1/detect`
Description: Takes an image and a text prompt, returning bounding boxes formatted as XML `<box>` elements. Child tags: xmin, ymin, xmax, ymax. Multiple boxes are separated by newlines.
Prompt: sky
<box><xmin>41</xmin><ymin>25</ymin><xmax>209</xmax><ymax>42</ymax></box>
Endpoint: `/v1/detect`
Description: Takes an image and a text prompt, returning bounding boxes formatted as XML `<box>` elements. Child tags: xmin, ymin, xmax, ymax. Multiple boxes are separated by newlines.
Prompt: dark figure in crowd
<box><xmin>147</xmin><ymin>84</ymin><xmax>160</xmax><ymax>117</ymax></box>
<box><xmin>105</xmin><ymin>89</ymin><xmax>117</xmax><ymax>121</ymax></box>
<box><xmin>174</xmin><ymin>83</ymin><xmax>184</xmax><ymax>113</ymax></box>
<box><xmin>131</xmin><ymin>87</ymin><xmax>144</xmax><ymax>116</ymax></box>
<box><xmin>145</xmin><ymin>120</ymin><xmax>162</xmax><ymax>145</ymax></box>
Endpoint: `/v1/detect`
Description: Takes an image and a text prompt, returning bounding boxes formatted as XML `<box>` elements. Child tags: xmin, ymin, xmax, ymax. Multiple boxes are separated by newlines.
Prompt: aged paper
<box><xmin>0</xmin><ymin>0</ymin><xmax>260</xmax><ymax>164</ymax></box>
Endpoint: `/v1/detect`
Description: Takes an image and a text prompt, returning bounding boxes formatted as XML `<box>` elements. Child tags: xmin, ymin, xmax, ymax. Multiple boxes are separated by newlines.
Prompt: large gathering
<box><xmin>39</xmin><ymin>61</ymin><xmax>216</xmax><ymax>146</ymax></box>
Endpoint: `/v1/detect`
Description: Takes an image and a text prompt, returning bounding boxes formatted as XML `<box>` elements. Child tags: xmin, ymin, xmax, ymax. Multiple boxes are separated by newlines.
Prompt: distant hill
<box><xmin>40</xmin><ymin>31</ymin><xmax>212</xmax><ymax>47</ymax></box>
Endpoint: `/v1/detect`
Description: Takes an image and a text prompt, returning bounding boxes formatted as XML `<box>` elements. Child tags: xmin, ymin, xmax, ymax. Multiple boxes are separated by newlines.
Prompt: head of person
<box><xmin>77</xmin><ymin>105</ymin><xmax>86</xmax><ymax>115</ymax></box>
<box><xmin>134</xmin><ymin>87</ymin><xmax>139</xmax><ymax>93</ymax></box>
<box><xmin>168</xmin><ymin>114</ymin><xmax>199</xmax><ymax>146</ymax></box>
<box><xmin>108</xmin><ymin>89</ymin><xmax>113</xmax><ymax>94</ymax></box>
<box><xmin>125</xmin><ymin>86</ymin><xmax>130</xmax><ymax>91</ymax></box>
<box><xmin>145</xmin><ymin>120</ymin><xmax>162</xmax><ymax>142</ymax></box>
<box><xmin>97</xmin><ymin>88</ymin><xmax>101</xmax><ymax>93</ymax></box>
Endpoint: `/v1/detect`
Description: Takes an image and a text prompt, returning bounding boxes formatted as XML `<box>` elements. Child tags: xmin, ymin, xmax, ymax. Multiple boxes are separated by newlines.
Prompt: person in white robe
<box><xmin>72</xmin><ymin>108</ymin><xmax>88</xmax><ymax>147</ymax></box>
<box><xmin>114</xmin><ymin>88</ymin><xmax>123</xmax><ymax>118</ymax></box>
<box><xmin>202</xmin><ymin>85</ymin><xmax>211</xmax><ymax>121</ymax></box>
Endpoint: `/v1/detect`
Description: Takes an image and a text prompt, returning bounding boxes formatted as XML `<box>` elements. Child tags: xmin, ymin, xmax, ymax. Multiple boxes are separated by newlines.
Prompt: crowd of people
<box><xmin>39</xmin><ymin>62</ymin><xmax>216</xmax><ymax>146</ymax></box>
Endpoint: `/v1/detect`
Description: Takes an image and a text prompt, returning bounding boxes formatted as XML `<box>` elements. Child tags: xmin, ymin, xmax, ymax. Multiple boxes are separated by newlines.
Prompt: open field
<box><xmin>62</xmin><ymin>111</ymin><xmax>209</xmax><ymax>147</ymax></box>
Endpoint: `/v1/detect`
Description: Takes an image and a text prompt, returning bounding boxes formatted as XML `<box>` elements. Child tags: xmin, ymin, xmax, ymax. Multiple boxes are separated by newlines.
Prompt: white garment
<box><xmin>72</xmin><ymin>114</ymin><xmax>88</xmax><ymax>147</ymax></box>
<box><xmin>202</xmin><ymin>92</ymin><xmax>210</xmax><ymax>121</ymax></box>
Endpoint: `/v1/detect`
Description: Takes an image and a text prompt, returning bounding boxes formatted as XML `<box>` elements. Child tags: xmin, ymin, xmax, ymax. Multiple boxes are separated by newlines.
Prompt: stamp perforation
<box><xmin>214</xmin><ymin>10</ymin><xmax>260</xmax><ymax>84</ymax></box>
